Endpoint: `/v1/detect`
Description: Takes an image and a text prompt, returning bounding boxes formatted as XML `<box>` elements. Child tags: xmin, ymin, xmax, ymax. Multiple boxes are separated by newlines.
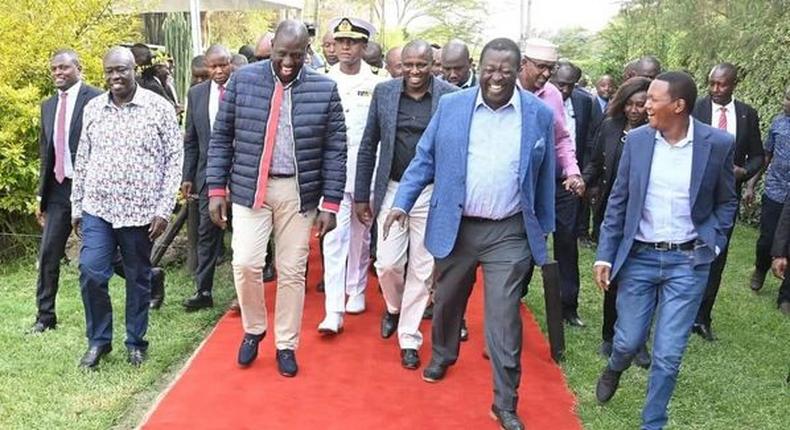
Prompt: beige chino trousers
<box><xmin>231</xmin><ymin>177</ymin><xmax>316</xmax><ymax>350</ymax></box>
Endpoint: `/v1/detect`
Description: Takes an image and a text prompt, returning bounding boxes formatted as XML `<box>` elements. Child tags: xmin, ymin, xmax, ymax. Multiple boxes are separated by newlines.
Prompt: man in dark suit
<box><xmin>594</xmin><ymin>72</ymin><xmax>737</xmax><ymax>430</ymax></box>
<box><xmin>441</xmin><ymin>39</ymin><xmax>477</xmax><ymax>89</ymax></box>
<box><xmin>691</xmin><ymin>62</ymin><xmax>763</xmax><ymax>340</ymax></box>
<box><xmin>550</xmin><ymin>61</ymin><xmax>594</xmax><ymax>326</ymax></box>
<box><xmin>770</xmin><ymin>198</ymin><xmax>790</xmax><ymax>315</ymax></box>
<box><xmin>354</xmin><ymin>40</ymin><xmax>458</xmax><ymax>369</ymax></box>
<box><xmin>384</xmin><ymin>38</ymin><xmax>556</xmax><ymax>430</ymax></box>
<box><xmin>31</xmin><ymin>49</ymin><xmax>102</xmax><ymax>333</ymax></box>
<box><xmin>181</xmin><ymin>44</ymin><xmax>234</xmax><ymax>311</ymax></box>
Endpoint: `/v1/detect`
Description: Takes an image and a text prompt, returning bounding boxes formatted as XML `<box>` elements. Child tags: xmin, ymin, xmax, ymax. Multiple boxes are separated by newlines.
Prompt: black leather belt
<box><xmin>634</xmin><ymin>240</ymin><xmax>695</xmax><ymax>251</ymax></box>
<box><xmin>269</xmin><ymin>173</ymin><xmax>295</xmax><ymax>178</ymax></box>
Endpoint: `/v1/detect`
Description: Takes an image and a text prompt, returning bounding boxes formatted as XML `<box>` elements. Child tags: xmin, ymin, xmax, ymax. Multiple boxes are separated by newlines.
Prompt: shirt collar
<box><xmin>656</xmin><ymin>118</ymin><xmax>695</xmax><ymax>148</ymax></box>
<box><xmin>59</xmin><ymin>80</ymin><xmax>82</xmax><ymax>98</ymax></box>
<box><xmin>475</xmin><ymin>87</ymin><xmax>520</xmax><ymax>114</ymax></box>
<box><xmin>399</xmin><ymin>76</ymin><xmax>433</xmax><ymax>95</ymax></box>
<box><xmin>461</xmin><ymin>72</ymin><xmax>475</xmax><ymax>88</ymax></box>
<box><xmin>711</xmin><ymin>98</ymin><xmax>735</xmax><ymax>113</ymax></box>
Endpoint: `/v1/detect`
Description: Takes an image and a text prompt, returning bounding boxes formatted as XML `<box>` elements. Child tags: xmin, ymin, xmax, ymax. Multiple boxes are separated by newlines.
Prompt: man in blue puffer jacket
<box><xmin>205</xmin><ymin>20</ymin><xmax>347</xmax><ymax>377</ymax></box>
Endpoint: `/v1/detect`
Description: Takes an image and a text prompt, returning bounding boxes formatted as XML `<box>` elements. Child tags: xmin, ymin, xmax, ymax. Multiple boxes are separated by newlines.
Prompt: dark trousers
<box><xmin>602</xmin><ymin>282</ymin><xmax>619</xmax><ymax>342</ymax></box>
<box><xmin>523</xmin><ymin>184</ymin><xmax>580</xmax><ymax>315</ymax></box>
<box><xmin>757</xmin><ymin>194</ymin><xmax>790</xmax><ymax>304</ymax></box>
<box><xmin>431</xmin><ymin>214</ymin><xmax>531</xmax><ymax>412</ymax></box>
<box><xmin>35</xmin><ymin>180</ymin><xmax>73</xmax><ymax>325</ymax></box>
<box><xmin>696</xmin><ymin>222</ymin><xmax>736</xmax><ymax>325</ymax></box>
<box><xmin>576</xmin><ymin>196</ymin><xmax>592</xmax><ymax>238</ymax></box>
<box><xmin>79</xmin><ymin>213</ymin><xmax>152</xmax><ymax>349</ymax></box>
<box><xmin>195</xmin><ymin>193</ymin><xmax>224</xmax><ymax>294</ymax></box>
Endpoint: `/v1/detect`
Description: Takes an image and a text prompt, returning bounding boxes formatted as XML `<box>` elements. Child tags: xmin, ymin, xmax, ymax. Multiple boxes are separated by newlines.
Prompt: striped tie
<box><xmin>717</xmin><ymin>107</ymin><xmax>727</xmax><ymax>130</ymax></box>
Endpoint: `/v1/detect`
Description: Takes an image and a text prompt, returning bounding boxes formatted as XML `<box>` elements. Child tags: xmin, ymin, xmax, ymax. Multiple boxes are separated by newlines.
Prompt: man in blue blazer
<box><xmin>593</xmin><ymin>72</ymin><xmax>737</xmax><ymax>430</ymax></box>
<box><xmin>384</xmin><ymin>38</ymin><xmax>555</xmax><ymax>430</ymax></box>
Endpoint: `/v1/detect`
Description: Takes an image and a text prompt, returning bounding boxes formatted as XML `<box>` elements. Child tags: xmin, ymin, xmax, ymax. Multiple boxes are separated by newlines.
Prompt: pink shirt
<box><xmin>534</xmin><ymin>82</ymin><xmax>580</xmax><ymax>177</ymax></box>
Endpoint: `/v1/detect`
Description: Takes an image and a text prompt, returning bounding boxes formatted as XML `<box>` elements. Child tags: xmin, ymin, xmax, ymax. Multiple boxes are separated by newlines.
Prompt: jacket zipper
<box><xmin>287</xmin><ymin>89</ymin><xmax>303</xmax><ymax>213</ymax></box>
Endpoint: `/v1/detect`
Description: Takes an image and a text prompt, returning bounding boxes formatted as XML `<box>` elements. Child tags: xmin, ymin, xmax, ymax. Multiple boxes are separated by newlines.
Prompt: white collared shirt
<box><xmin>711</xmin><ymin>99</ymin><xmax>736</xmax><ymax>137</ymax></box>
<box><xmin>55</xmin><ymin>81</ymin><xmax>82</xmax><ymax>178</ymax></box>
<box><xmin>208</xmin><ymin>80</ymin><xmax>225</xmax><ymax>131</ymax></box>
<box><xmin>563</xmin><ymin>97</ymin><xmax>576</xmax><ymax>145</ymax></box>
<box><xmin>464</xmin><ymin>89</ymin><xmax>523</xmax><ymax>220</ymax></box>
<box><xmin>635</xmin><ymin>120</ymin><xmax>697</xmax><ymax>243</ymax></box>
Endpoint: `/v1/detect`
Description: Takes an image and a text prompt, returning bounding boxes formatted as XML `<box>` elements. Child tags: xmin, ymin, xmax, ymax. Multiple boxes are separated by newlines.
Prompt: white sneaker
<box><xmin>345</xmin><ymin>293</ymin><xmax>366</xmax><ymax>314</ymax></box>
<box><xmin>317</xmin><ymin>312</ymin><xmax>344</xmax><ymax>335</ymax></box>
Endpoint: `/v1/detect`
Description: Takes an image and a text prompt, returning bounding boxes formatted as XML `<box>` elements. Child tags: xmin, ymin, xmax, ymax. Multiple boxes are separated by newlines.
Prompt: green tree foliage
<box><xmin>589</xmin><ymin>0</ymin><xmax>789</xmax><ymax>131</ymax></box>
<box><xmin>0</xmin><ymin>0</ymin><xmax>139</xmax><ymax>230</ymax></box>
<box><xmin>205</xmin><ymin>10</ymin><xmax>278</xmax><ymax>52</ymax></box>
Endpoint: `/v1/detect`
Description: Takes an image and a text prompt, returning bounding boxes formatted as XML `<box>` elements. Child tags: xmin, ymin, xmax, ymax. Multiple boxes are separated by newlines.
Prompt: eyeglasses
<box><xmin>524</xmin><ymin>56</ymin><xmax>557</xmax><ymax>73</ymax></box>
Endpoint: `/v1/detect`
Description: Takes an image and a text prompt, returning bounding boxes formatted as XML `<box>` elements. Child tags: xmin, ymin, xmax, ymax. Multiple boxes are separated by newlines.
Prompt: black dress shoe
<box><xmin>596</xmin><ymin>366</ymin><xmax>622</xmax><ymax>403</ymax></box>
<box><xmin>276</xmin><ymin>349</ymin><xmax>298</xmax><ymax>377</ymax></box>
<box><xmin>422</xmin><ymin>360</ymin><xmax>448</xmax><ymax>383</ymax></box>
<box><xmin>564</xmin><ymin>313</ymin><xmax>586</xmax><ymax>327</ymax></box>
<box><xmin>183</xmin><ymin>291</ymin><xmax>214</xmax><ymax>311</ymax></box>
<box><xmin>380</xmin><ymin>312</ymin><xmax>399</xmax><ymax>339</ymax></box>
<box><xmin>29</xmin><ymin>320</ymin><xmax>56</xmax><ymax>334</ymax></box>
<box><xmin>262</xmin><ymin>264</ymin><xmax>276</xmax><ymax>283</ymax></box>
<box><xmin>237</xmin><ymin>332</ymin><xmax>265</xmax><ymax>367</ymax></box>
<box><xmin>127</xmin><ymin>347</ymin><xmax>147</xmax><ymax>367</ymax></box>
<box><xmin>692</xmin><ymin>323</ymin><xmax>716</xmax><ymax>342</ymax></box>
<box><xmin>422</xmin><ymin>302</ymin><xmax>434</xmax><ymax>320</ymax></box>
<box><xmin>316</xmin><ymin>280</ymin><xmax>325</xmax><ymax>293</ymax></box>
<box><xmin>149</xmin><ymin>267</ymin><xmax>165</xmax><ymax>309</ymax></box>
<box><xmin>79</xmin><ymin>344</ymin><xmax>112</xmax><ymax>370</ymax></box>
<box><xmin>460</xmin><ymin>319</ymin><xmax>469</xmax><ymax>341</ymax></box>
<box><xmin>490</xmin><ymin>405</ymin><xmax>525</xmax><ymax>430</ymax></box>
<box><xmin>634</xmin><ymin>345</ymin><xmax>651</xmax><ymax>369</ymax></box>
<box><xmin>750</xmin><ymin>270</ymin><xmax>766</xmax><ymax>292</ymax></box>
<box><xmin>401</xmin><ymin>349</ymin><xmax>420</xmax><ymax>369</ymax></box>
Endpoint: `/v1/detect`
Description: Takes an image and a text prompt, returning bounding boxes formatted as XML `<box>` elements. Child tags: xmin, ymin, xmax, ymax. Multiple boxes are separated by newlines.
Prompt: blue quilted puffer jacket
<box><xmin>206</xmin><ymin>60</ymin><xmax>347</xmax><ymax>212</ymax></box>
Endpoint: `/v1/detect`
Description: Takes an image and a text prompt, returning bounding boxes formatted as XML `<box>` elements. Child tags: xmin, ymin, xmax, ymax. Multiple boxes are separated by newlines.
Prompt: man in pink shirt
<box><xmin>517</xmin><ymin>38</ymin><xmax>587</xmax><ymax>326</ymax></box>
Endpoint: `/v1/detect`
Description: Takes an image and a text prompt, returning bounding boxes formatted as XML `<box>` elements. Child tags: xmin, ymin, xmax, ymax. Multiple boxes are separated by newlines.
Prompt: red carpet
<box><xmin>142</xmin><ymin>239</ymin><xmax>581</xmax><ymax>430</ymax></box>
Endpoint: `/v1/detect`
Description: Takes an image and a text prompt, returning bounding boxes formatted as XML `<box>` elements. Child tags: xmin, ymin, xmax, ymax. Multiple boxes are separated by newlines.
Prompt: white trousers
<box><xmin>322</xmin><ymin>192</ymin><xmax>371</xmax><ymax>314</ymax></box>
<box><xmin>376</xmin><ymin>181</ymin><xmax>433</xmax><ymax>349</ymax></box>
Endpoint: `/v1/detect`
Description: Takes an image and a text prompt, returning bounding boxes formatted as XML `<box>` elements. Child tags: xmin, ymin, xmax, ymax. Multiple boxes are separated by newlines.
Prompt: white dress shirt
<box><xmin>208</xmin><ymin>80</ymin><xmax>224</xmax><ymax>131</ymax></box>
<box><xmin>464</xmin><ymin>89</ymin><xmax>522</xmax><ymax>220</ymax></box>
<box><xmin>563</xmin><ymin>97</ymin><xmax>576</xmax><ymax>145</ymax></box>
<box><xmin>635</xmin><ymin>120</ymin><xmax>696</xmax><ymax>243</ymax></box>
<box><xmin>55</xmin><ymin>81</ymin><xmax>82</xmax><ymax>178</ymax></box>
<box><xmin>711</xmin><ymin>99</ymin><xmax>736</xmax><ymax>137</ymax></box>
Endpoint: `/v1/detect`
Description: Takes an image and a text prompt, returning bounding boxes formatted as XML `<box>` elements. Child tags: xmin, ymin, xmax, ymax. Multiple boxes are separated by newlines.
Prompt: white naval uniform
<box><xmin>323</xmin><ymin>62</ymin><xmax>387</xmax><ymax>315</ymax></box>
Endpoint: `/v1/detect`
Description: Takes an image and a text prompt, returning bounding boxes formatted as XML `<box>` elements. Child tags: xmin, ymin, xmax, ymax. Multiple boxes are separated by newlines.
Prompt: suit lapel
<box><xmin>199</xmin><ymin>82</ymin><xmax>211</xmax><ymax>135</ymax></box>
<box><xmin>68</xmin><ymin>86</ymin><xmax>90</xmax><ymax>152</ymax></box>
<box><xmin>519</xmin><ymin>91</ymin><xmax>536</xmax><ymax>183</ymax></box>
<box><xmin>635</xmin><ymin>127</ymin><xmax>656</xmax><ymax>209</ymax></box>
<box><xmin>383</xmin><ymin>82</ymin><xmax>400</xmax><ymax>164</ymax></box>
<box><xmin>43</xmin><ymin>96</ymin><xmax>57</xmax><ymax>145</ymax></box>
<box><xmin>458</xmin><ymin>90</ymin><xmax>476</xmax><ymax>178</ymax></box>
<box><xmin>734</xmin><ymin>100</ymin><xmax>747</xmax><ymax>147</ymax></box>
<box><xmin>690</xmin><ymin>121</ymin><xmax>712</xmax><ymax>207</ymax></box>
<box><xmin>700</xmin><ymin>96</ymin><xmax>713</xmax><ymax>124</ymax></box>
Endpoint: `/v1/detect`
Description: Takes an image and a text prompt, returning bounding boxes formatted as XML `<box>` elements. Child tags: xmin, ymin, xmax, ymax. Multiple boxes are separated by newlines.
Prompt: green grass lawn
<box><xmin>0</xmin><ymin>225</ymin><xmax>787</xmax><ymax>429</ymax></box>
<box><xmin>526</xmin><ymin>225</ymin><xmax>790</xmax><ymax>429</ymax></box>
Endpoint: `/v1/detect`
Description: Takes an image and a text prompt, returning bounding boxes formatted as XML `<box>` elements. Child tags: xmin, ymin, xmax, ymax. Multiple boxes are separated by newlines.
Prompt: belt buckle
<box><xmin>655</xmin><ymin>242</ymin><xmax>670</xmax><ymax>251</ymax></box>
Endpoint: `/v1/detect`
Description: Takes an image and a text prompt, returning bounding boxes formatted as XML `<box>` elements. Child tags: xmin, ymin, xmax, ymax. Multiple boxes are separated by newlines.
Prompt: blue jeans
<box><xmin>608</xmin><ymin>245</ymin><xmax>710</xmax><ymax>430</ymax></box>
<box><xmin>79</xmin><ymin>213</ymin><xmax>153</xmax><ymax>349</ymax></box>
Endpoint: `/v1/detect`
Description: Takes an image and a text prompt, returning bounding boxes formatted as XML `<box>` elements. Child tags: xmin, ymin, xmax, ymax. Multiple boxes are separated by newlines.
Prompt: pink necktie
<box><xmin>54</xmin><ymin>92</ymin><xmax>67</xmax><ymax>183</ymax></box>
<box><xmin>717</xmin><ymin>107</ymin><xmax>727</xmax><ymax>130</ymax></box>
<box><xmin>218</xmin><ymin>85</ymin><xmax>225</xmax><ymax>102</ymax></box>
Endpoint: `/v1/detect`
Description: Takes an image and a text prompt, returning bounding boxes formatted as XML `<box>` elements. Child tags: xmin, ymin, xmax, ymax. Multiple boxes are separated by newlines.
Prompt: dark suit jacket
<box><xmin>595</xmin><ymin>120</ymin><xmax>738</xmax><ymax>278</ymax></box>
<box><xmin>692</xmin><ymin>96</ymin><xmax>764</xmax><ymax>185</ymax></box>
<box><xmin>772</xmin><ymin>198</ymin><xmax>790</xmax><ymax>257</ymax></box>
<box><xmin>355</xmin><ymin>77</ymin><xmax>459</xmax><ymax>215</ymax></box>
<box><xmin>570</xmin><ymin>88</ymin><xmax>593</xmax><ymax>168</ymax></box>
<box><xmin>38</xmin><ymin>82</ymin><xmax>102</xmax><ymax>211</ymax></box>
<box><xmin>183</xmin><ymin>80</ymin><xmax>212</xmax><ymax>193</ymax></box>
<box><xmin>582</xmin><ymin>117</ymin><xmax>629</xmax><ymax>212</ymax></box>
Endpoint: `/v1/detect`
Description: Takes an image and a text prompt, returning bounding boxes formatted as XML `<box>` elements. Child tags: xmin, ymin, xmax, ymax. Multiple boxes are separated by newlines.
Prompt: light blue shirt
<box><xmin>463</xmin><ymin>89</ymin><xmax>522</xmax><ymax>220</ymax></box>
<box><xmin>636</xmin><ymin>120</ymin><xmax>697</xmax><ymax>243</ymax></box>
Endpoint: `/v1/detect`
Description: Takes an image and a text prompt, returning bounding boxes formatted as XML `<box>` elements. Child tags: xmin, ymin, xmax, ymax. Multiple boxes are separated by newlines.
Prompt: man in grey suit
<box><xmin>593</xmin><ymin>72</ymin><xmax>737</xmax><ymax>430</ymax></box>
<box><xmin>32</xmin><ymin>49</ymin><xmax>103</xmax><ymax>333</ymax></box>
<box><xmin>384</xmin><ymin>38</ymin><xmax>556</xmax><ymax>430</ymax></box>
<box><xmin>181</xmin><ymin>44</ymin><xmax>234</xmax><ymax>311</ymax></box>
<box><xmin>354</xmin><ymin>40</ymin><xmax>458</xmax><ymax>369</ymax></box>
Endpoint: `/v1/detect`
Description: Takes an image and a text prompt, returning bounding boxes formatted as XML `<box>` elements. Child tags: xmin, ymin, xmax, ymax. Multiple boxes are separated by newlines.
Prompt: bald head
<box><xmin>271</xmin><ymin>20</ymin><xmax>309</xmax><ymax>83</ymax></box>
<box><xmin>103</xmin><ymin>47</ymin><xmax>137</xmax><ymax>103</ymax></box>
<box><xmin>710</xmin><ymin>63</ymin><xmax>737</xmax><ymax>82</ymax></box>
<box><xmin>104</xmin><ymin>46</ymin><xmax>135</xmax><ymax>67</ymax></box>
<box><xmin>364</xmin><ymin>41</ymin><xmax>383</xmax><ymax>68</ymax></box>
<box><xmin>403</xmin><ymin>40</ymin><xmax>433</xmax><ymax>62</ymax></box>
<box><xmin>708</xmin><ymin>62</ymin><xmax>738</xmax><ymax>105</ymax></box>
<box><xmin>205</xmin><ymin>44</ymin><xmax>231</xmax><ymax>60</ymax></box>
<box><xmin>255</xmin><ymin>32</ymin><xmax>275</xmax><ymax>60</ymax></box>
<box><xmin>385</xmin><ymin>46</ymin><xmax>403</xmax><ymax>78</ymax></box>
<box><xmin>636</xmin><ymin>55</ymin><xmax>661</xmax><ymax>80</ymax></box>
<box><xmin>441</xmin><ymin>39</ymin><xmax>472</xmax><ymax>86</ymax></box>
<box><xmin>273</xmin><ymin>20</ymin><xmax>309</xmax><ymax>51</ymax></box>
